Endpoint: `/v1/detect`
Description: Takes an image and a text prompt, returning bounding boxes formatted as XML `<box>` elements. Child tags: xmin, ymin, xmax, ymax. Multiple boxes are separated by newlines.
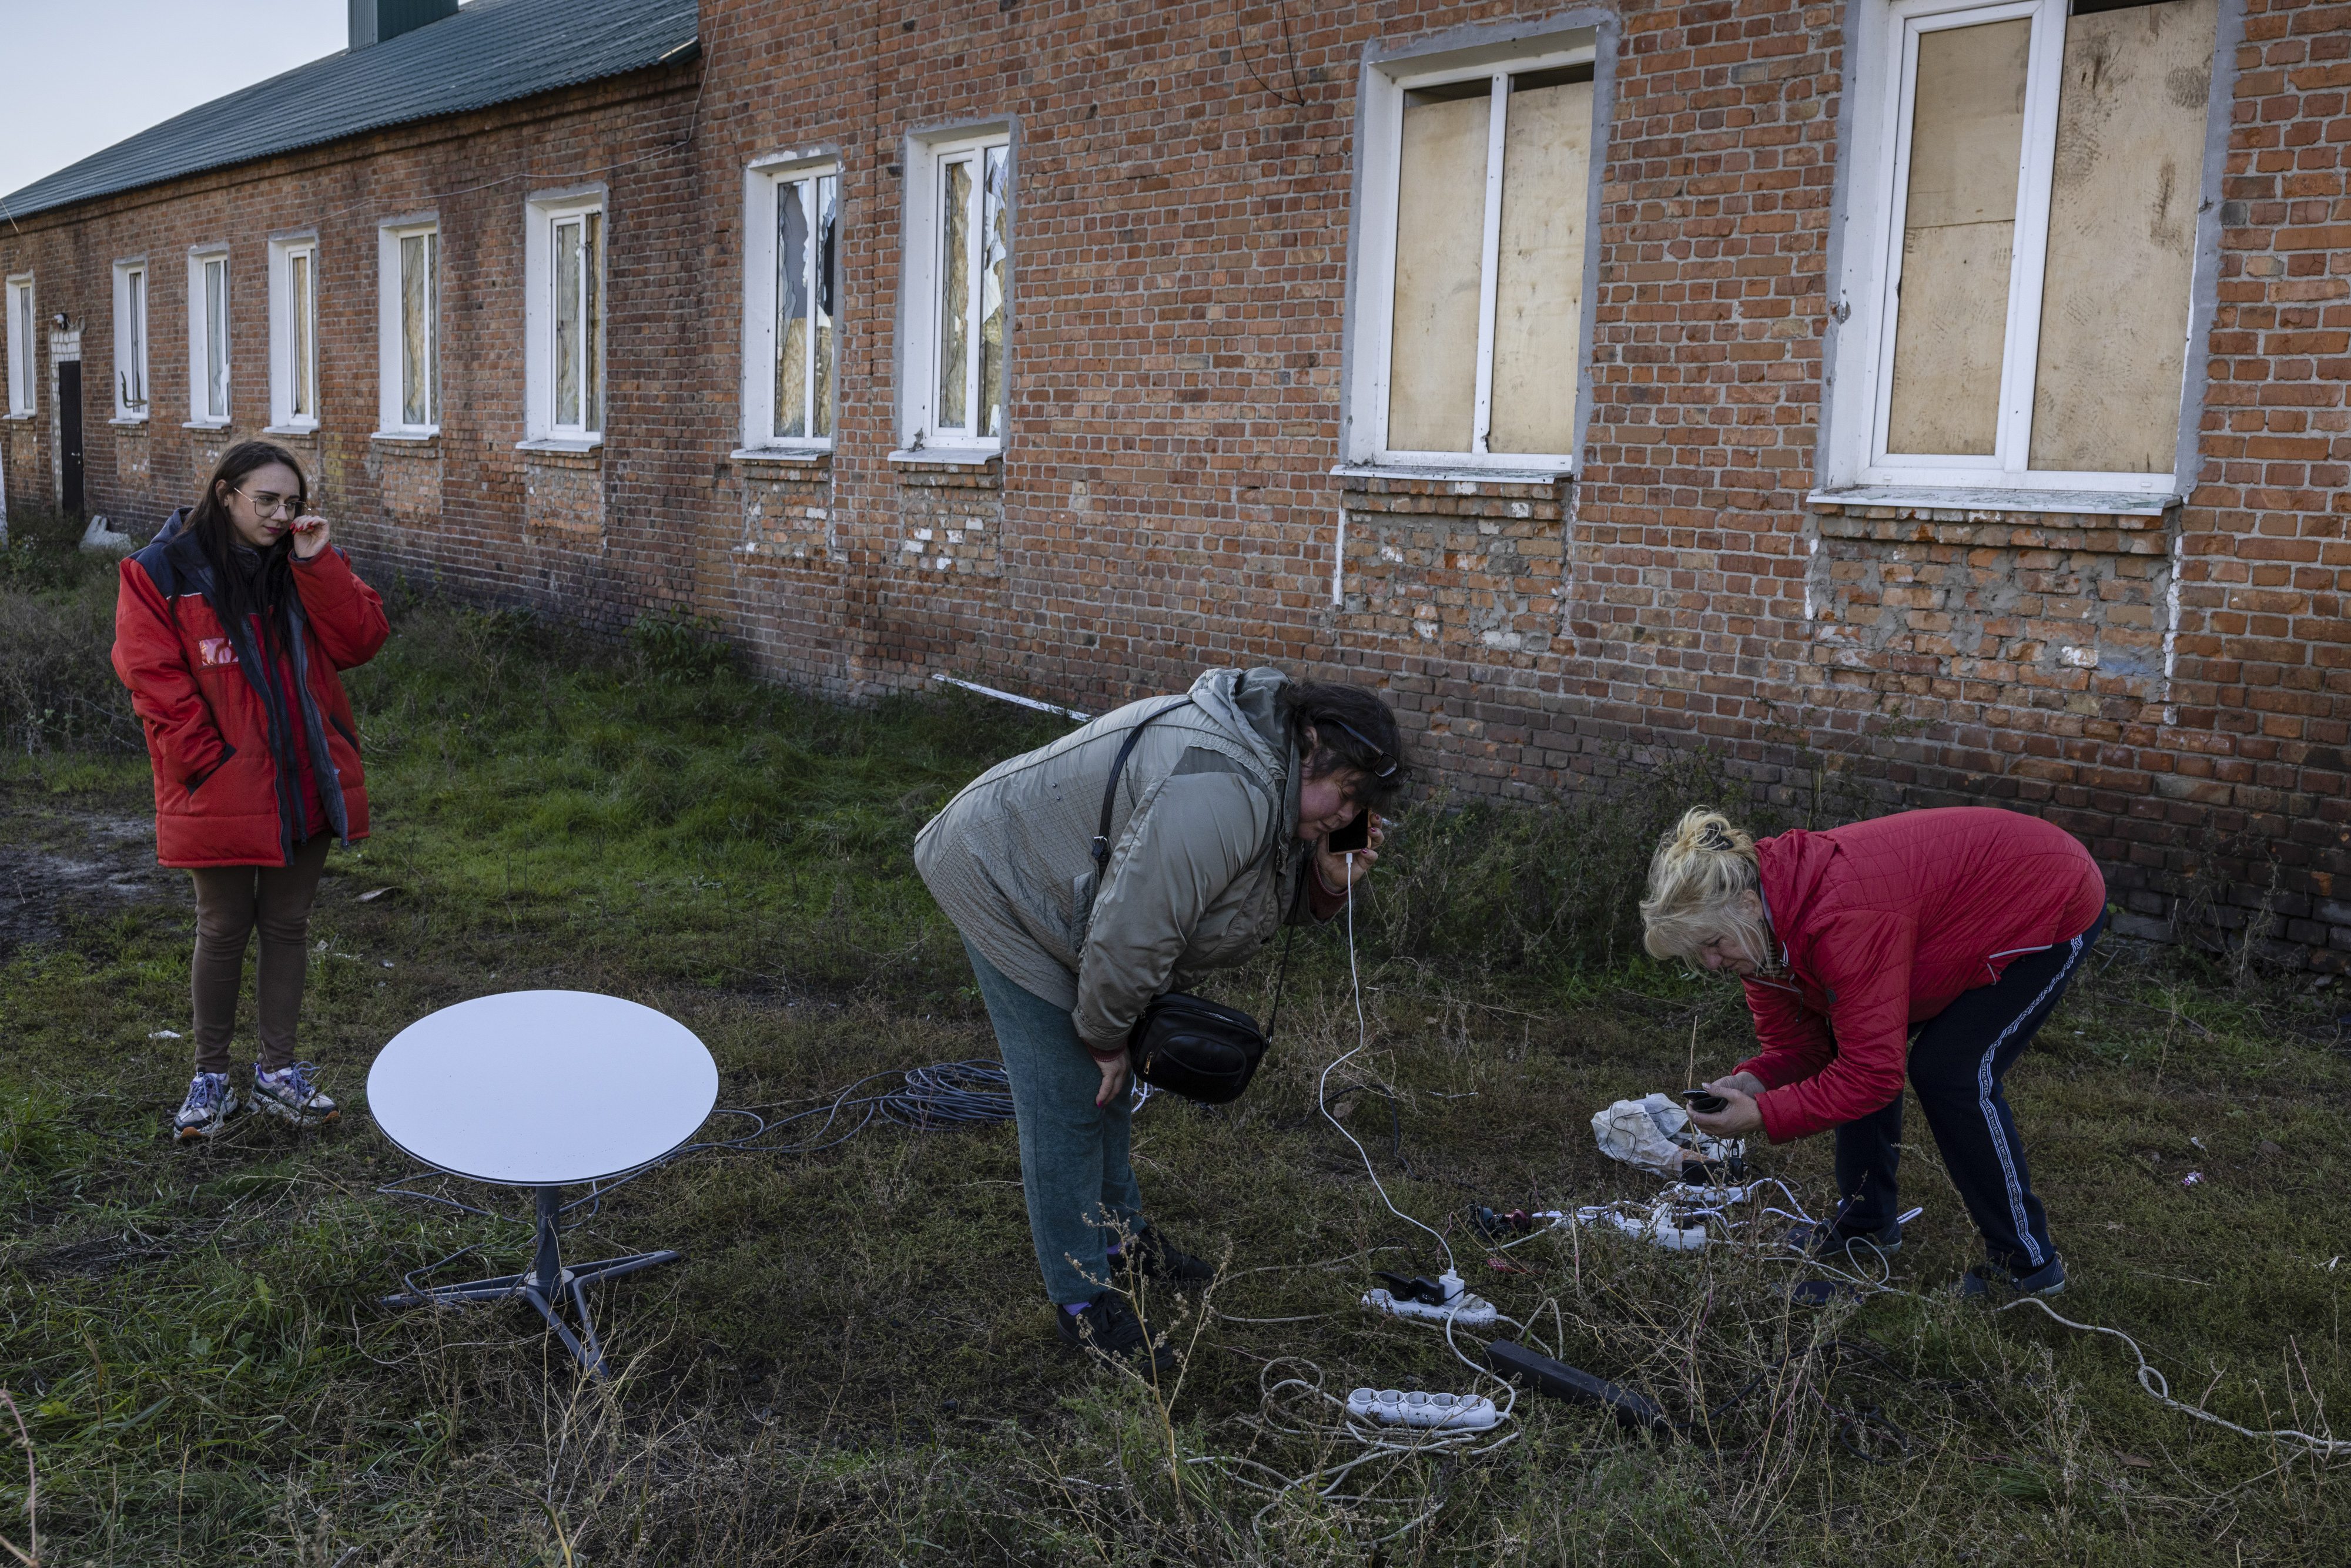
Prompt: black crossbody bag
<box><xmin>1089</xmin><ymin>696</ymin><xmax>1293</xmax><ymax>1105</ymax></box>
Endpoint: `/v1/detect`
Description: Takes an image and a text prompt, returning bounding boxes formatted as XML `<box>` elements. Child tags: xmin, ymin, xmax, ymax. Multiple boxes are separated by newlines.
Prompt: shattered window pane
<box><xmin>205</xmin><ymin>257</ymin><xmax>229</xmax><ymax>420</ymax></box>
<box><xmin>290</xmin><ymin>253</ymin><xmax>311</xmax><ymax>420</ymax></box>
<box><xmin>939</xmin><ymin>158</ymin><xmax>972</xmax><ymax>431</ymax></box>
<box><xmin>582</xmin><ymin>213</ymin><xmax>600</xmax><ymax>431</ymax></box>
<box><xmin>775</xmin><ymin>177</ymin><xmax>812</xmax><ymax>440</ymax></box>
<box><xmin>979</xmin><ymin>145</ymin><xmax>1009</xmax><ymax>440</ymax></box>
<box><xmin>401</xmin><ymin>234</ymin><xmax>430</xmax><ymax>427</ymax></box>
<box><xmin>814</xmin><ymin>174</ymin><xmax>838</xmax><ymax>439</ymax></box>
<box><xmin>555</xmin><ymin>218</ymin><xmax>581</xmax><ymax>428</ymax></box>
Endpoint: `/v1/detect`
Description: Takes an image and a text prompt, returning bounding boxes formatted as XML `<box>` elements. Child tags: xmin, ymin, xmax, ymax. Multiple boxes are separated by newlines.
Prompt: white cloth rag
<box><xmin>1591</xmin><ymin>1093</ymin><xmax>1744</xmax><ymax>1178</ymax></box>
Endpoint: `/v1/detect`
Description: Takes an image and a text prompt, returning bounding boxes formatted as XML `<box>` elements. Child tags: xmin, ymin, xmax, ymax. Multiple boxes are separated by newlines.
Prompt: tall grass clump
<box><xmin>0</xmin><ymin>504</ymin><xmax>142</xmax><ymax>755</ymax></box>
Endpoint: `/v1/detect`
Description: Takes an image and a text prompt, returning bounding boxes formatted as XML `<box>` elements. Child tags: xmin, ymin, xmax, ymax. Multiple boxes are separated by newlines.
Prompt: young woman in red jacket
<box><xmin>1643</xmin><ymin>805</ymin><xmax>2106</xmax><ymax>1298</ymax></box>
<box><xmin>113</xmin><ymin>441</ymin><xmax>389</xmax><ymax>1141</ymax></box>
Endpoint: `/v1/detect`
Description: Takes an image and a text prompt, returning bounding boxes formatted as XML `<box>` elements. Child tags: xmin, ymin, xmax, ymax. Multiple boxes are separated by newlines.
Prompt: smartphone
<box><xmin>1327</xmin><ymin>813</ymin><xmax>1371</xmax><ymax>853</ymax></box>
<box><xmin>1680</xmin><ymin>1088</ymin><xmax>1728</xmax><ymax>1115</ymax></box>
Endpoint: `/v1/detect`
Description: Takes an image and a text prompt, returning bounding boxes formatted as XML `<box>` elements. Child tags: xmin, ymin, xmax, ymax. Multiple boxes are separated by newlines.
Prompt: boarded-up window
<box><xmin>1867</xmin><ymin>0</ymin><xmax>2215</xmax><ymax>480</ymax></box>
<box><xmin>1385</xmin><ymin>63</ymin><xmax>1594</xmax><ymax>460</ymax></box>
<box><xmin>2028</xmin><ymin>0</ymin><xmax>2214</xmax><ymax>471</ymax></box>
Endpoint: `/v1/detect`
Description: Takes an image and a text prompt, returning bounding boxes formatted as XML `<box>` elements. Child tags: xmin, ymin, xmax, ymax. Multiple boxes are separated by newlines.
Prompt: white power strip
<box><xmin>1347</xmin><ymin>1386</ymin><xmax>1502</xmax><ymax>1431</ymax></box>
<box><xmin>1361</xmin><ymin>1268</ymin><xmax>1501</xmax><ymax>1329</ymax></box>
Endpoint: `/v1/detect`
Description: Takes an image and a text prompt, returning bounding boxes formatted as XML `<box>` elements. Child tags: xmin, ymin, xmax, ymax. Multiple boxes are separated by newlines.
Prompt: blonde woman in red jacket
<box><xmin>113</xmin><ymin>441</ymin><xmax>389</xmax><ymax>1141</ymax></box>
<box><xmin>1642</xmin><ymin>806</ymin><xmax>2106</xmax><ymax>1298</ymax></box>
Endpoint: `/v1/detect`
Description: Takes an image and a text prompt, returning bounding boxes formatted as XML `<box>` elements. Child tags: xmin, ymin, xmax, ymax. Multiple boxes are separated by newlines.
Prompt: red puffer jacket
<box><xmin>112</xmin><ymin>509</ymin><xmax>389</xmax><ymax>868</ymax></box>
<box><xmin>1733</xmin><ymin>808</ymin><xmax>2106</xmax><ymax>1143</ymax></box>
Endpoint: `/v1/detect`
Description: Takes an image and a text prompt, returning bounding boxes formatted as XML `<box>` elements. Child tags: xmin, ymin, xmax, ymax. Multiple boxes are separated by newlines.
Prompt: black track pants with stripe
<box><xmin>1833</xmin><ymin>909</ymin><xmax>2105</xmax><ymax>1273</ymax></box>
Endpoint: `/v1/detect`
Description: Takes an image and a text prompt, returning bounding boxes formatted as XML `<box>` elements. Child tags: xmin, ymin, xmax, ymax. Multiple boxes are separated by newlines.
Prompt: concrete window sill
<box><xmin>888</xmin><ymin>447</ymin><xmax>1000</xmax><ymax>468</ymax></box>
<box><xmin>1806</xmin><ymin>485</ymin><xmax>2179</xmax><ymax>519</ymax></box>
<box><xmin>182</xmin><ymin>420</ymin><xmax>233</xmax><ymax>431</ymax></box>
<box><xmin>1332</xmin><ymin>463</ymin><xmax>1569</xmax><ymax>488</ymax></box>
<box><xmin>109</xmin><ymin>416</ymin><xmax>150</xmax><ymax>428</ymax></box>
<box><xmin>731</xmin><ymin>447</ymin><xmax>830</xmax><ymax>468</ymax></box>
<box><xmin>370</xmin><ymin>430</ymin><xmax>440</xmax><ymax>447</ymax></box>
<box><xmin>515</xmin><ymin>437</ymin><xmax>602</xmax><ymax>455</ymax></box>
<box><xmin>263</xmin><ymin>423</ymin><xmax>321</xmax><ymax>438</ymax></box>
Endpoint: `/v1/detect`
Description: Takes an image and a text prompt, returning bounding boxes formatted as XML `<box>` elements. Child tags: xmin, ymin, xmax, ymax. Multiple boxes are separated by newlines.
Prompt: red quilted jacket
<box><xmin>113</xmin><ymin>510</ymin><xmax>388</xmax><ymax>868</ymax></box>
<box><xmin>1733</xmin><ymin>808</ymin><xmax>2106</xmax><ymax>1143</ymax></box>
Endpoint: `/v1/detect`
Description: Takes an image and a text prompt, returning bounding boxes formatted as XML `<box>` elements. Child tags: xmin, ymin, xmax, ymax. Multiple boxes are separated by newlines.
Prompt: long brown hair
<box><xmin>187</xmin><ymin>441</ymin><xmax>307</xmax><ymax>648</ymax></box>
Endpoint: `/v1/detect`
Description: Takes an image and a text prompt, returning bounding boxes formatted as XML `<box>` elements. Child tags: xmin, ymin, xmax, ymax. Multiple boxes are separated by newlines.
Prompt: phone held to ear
<box><xmin>1327</xmin><ymin>813</ymin><xmax>1371</xmax><ymax>854</ymax></box>
<box><xmin>1680</xmin><ymin>1088</ymin><xmax>1728</xmax><ymax>1115</ymax></box>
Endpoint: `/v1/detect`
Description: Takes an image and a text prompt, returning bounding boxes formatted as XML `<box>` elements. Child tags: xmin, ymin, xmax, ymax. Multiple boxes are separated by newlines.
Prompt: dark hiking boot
<box><xmin>1956</xmin><ymin>1255</ymin><xmax>2067</xmax><ymax>1301</ymax></box>
<box><xmin>1120</xmin><ymin>1230</ymin><xmax>1215</xmax><ymax>1289</ymax></box>
<box><xmin>1056</xmin><ymin>1292</ymin><xmax>1178</xmax><ymax>1376</ymax></box>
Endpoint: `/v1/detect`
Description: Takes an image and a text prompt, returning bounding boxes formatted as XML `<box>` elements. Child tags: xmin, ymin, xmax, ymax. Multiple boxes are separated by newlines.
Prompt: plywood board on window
<box><xmin>1489</xmin><ymin>79</ymin><xmax>1592</xmax><ymax>457</ymax></box>
<box><xmin>2028</xmin><ymin>0</ymin><xmax>2214</xmax><ymax>474</ymax></box>
<box><xmin>1387</xmin><ymin>94</ymin><xmax>1488</xmax><ymax>453</ymax></box>
<box><xmin>1884</xmin><ymin>16</ymin><xmax>2031</xmax><ymax>457</ymax></box>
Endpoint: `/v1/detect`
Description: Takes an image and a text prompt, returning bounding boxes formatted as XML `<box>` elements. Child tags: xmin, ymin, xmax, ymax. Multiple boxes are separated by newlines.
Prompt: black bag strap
<box><xmin>1092</xmin><ymin>696</ymin><xmax>1197</xmax><ymax>876</ymax></box>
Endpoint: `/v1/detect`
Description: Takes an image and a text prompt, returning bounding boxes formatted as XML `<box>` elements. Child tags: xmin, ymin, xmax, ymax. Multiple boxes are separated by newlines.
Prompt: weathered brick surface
<box><xmin>1</xmin><ymin>0</ymin><xmax>2344</xmax><ymax>966</ymax></box>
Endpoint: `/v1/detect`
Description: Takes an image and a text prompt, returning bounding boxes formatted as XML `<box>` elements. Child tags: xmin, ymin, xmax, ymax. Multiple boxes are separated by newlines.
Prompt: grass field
<box><xmin>3</xmin><ymin>512</ymin><xmax>2347</xmax><ymax>1565</ymax></box>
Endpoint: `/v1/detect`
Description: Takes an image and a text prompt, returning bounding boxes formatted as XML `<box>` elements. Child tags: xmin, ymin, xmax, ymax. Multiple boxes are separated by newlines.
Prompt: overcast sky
<box><xmin>0</xmin><ymin>2</ymin><xmax>359</xmax><ymax>202</ymax></box>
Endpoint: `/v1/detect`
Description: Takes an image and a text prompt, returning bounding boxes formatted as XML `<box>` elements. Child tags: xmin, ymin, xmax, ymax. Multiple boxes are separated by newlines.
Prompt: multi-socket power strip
<box><xmin>1346</xmin><ymin>1386</ymin><xmax>1502</xmax><ymax>1431</ymax></box>
<box><xmin>1361</xmin><ymin>1268</ymin><xmax>1501</xmax><ymax>1328</ymax></box>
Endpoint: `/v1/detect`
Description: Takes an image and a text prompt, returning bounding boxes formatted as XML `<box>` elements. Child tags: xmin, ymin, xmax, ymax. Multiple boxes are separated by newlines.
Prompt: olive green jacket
<box><xmin>915</xmin><ymin>666</ymin><xmax>1317</xmax><ymax>1045</ymax></box>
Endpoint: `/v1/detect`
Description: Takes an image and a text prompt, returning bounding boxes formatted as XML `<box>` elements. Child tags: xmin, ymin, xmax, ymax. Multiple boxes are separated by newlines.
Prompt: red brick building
<box><xmin>3</xmin><ymin>0</ymin><xmax>2345</xmax><ymax>967</ymax></box>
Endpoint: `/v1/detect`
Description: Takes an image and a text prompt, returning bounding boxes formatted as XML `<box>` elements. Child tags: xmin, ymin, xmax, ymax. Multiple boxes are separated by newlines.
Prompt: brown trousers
<box><xmin>188</xmin><ymin>835</ymin><xmax>332</xmax><ymax>1074</ymax></box>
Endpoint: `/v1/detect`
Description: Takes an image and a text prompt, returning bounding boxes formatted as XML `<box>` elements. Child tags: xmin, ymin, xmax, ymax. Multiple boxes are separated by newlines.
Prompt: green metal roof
<box><xmin>0</xmin><ymin>0</ymin><xmax>697</xmax><ymax>223</ymax></box>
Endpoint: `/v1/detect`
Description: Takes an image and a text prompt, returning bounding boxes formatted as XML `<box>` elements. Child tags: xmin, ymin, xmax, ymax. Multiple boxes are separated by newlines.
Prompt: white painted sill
<box><xmin>888</xmin><ymin>446</ymin><xmax>1000</xmax><ymax>467</ymax></box>
<box><xmin>1333</xmin><ymin>463</ymin><xmax>1569</xmax><ymax>487</ymax></box>
<box><xmin>371</xmin><ymin>429</ymin><xmax>440</xmax><ymax>444</ymax></box>
<box><xmin>731</xmin><ymin>447</ymin><xmax>830</xmax><ymax>465</ymax></box>
<box><xmin>182</xmin><ymin>419</ymin><xmax>232</xmax><ymax>431</ymax></box>
<box><xmin>1807</xmin><ymin>485</ymin><xmax>2181</xmax><ymax>518</ymax></box>
<box><xmin>263</xmin><ymin>423</ymin><xmax>320</xmax><ymax>437</ymax></box>
<box><xmin>1</xmin><ymin>413</ymin><xmax>35</xmax><ymax>423</ymax></box>
<box><xmin>108</xmin><ymin>416</ymin><xmax>150</xmax><ymax>428</ymax></box>
<box><xmin>515</xmin><ymin>437</ymin><xmax>602</xmax><ymax>455</ymax></box>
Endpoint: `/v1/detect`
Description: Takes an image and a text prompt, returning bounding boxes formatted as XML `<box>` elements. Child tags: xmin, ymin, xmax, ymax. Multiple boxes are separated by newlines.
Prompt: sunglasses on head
<box><xmin>1318</xmin><ymin>716</ymin><xmax>1398</xmax><ymax>779</ymax></box>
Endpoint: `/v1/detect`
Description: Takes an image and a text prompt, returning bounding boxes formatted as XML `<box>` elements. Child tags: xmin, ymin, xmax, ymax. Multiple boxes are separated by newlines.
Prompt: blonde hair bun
<box><xmin>1640</xmin><ymin>807</ymin><xmax>1764</xmax><ymax>963</ymax></box>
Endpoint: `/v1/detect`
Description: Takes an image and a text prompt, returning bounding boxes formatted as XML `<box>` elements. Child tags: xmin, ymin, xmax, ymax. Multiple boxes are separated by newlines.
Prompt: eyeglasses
<box><xmin>1319</xmin><ymin>716</ymin><xmax>1398</xmax><ymax>779</ymax></box>
<box><xmin>233</xmin><ymin>487</ymin><xmax>303</xmax><ymax>520</ymax></box>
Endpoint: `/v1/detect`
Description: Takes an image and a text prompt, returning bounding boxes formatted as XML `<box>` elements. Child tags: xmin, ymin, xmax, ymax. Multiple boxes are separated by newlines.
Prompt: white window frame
<box><xmin>186</xmin><ymin>245</ymin><xmax>232</xmax><ymax>428</ymax></box>
<box><xmin>1821</xmin><ymin>0</ymin><xmax>2214</xmax><ymax>500</ymax></box>
<box><xmin>739</xmin><ymin>151</ymin><xmax>841</xmax><ymax>456</ymax></box>
<box><xmin>521</xmin><ymin>187</ymin><xmax>607</xmax><ymax>448</ymax></box>
<box><xmin>896</xmin><ymin>123</ymin><xmax>1011</xmax><ymax>460</ymax></box>
<box><xmin>6</xmin><ymin>275</ymin><xmax>36</xmax><ymax>418</ymax></box>
<box><xmin>110</xmin><ymin>261</ymin><xmax>149</xmax><ymax>423</ymax></box>
<box><xmin>375</xmin><ymin>217</ymin><xmax>440</xmax><ymax>438</ymax></box>
<box><xmin>267</xmin><ymin>234</ymin><xmax>320</xmax><ymax>433</ymax></box>
<box><xmin>1342</xmin><ymin>29</ymin><xmax>1600</xmax><ymax>475</ymax></box>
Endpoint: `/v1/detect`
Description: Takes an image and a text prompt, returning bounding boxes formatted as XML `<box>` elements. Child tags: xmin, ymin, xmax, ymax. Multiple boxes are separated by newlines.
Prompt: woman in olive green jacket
<box><xmin>916</xmin><ymin>666</ymin><xmax>1404</xmax><ymax>1372</ymax></box>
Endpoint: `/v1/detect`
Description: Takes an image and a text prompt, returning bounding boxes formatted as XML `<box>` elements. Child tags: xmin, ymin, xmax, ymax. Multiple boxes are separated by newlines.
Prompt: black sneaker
<box><xmin>1120</xmin><ymin>1229</ymin><xmax>1215</xmax><ymax>1289</ymax></box>
<box><xmin>1055</xmin><ymin>1292</ymin><xmax>1177</xmax><ymax>1375</ymax></box>
<box><xmin>1786</xmin><ymin>1203</ymin><xmax>1901</xmax><ymax>1262</ymax></box>
<box><xmin>1956</xmin><ymin>1255</ymin><xmax>2066</xmax><ymax>1301</ymax></box>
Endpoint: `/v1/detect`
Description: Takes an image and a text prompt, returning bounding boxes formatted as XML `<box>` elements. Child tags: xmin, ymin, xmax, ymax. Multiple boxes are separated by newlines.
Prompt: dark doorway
<box><xmin>58</xmin><ymin>360</ymin><xmax>85</xmax><ymax>515</ymax></box>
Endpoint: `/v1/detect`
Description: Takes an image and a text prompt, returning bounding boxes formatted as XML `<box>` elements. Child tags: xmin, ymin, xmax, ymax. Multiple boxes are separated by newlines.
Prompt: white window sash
<box><xmin>1355</xmin><ymin>45</ymin><xmax>1594</xmax><ymax>471</ymax></box>
<box><xmin>113</xmin><ymin>265</ymin><xmax>149</xmax><ymax>419</ymax></box>
<box><xmin>1830</xmin><ymin>0</ymin><xmax>2198</xmax><ymax>495</ymax></box>
<box><xmin>376</xmin><ymin>221</ymin><xmax>440</xmax><ymax>436</ymax></box>
<box><xmin>899</xmin><ymin>129</ymin><xmax>1009</xmax><ymax>454</ymax></box>
<box><xmin>268</xmin><ymin>240</ymin><xmax>319</xmax><ymax>430</ymax></box>
<box><xmin>5</xmin><ymin>278</ymin><xmax>30</xmax><ymax>417</ymax></box>
<box><xmin>185</xmin><ymin>252</ymin><xmax>230</xmax><ymax>427</ymax></box>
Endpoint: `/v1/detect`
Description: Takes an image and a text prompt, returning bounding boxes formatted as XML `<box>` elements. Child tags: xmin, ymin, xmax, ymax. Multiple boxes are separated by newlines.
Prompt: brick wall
<box><xmin>3</xmin><ymin>0</ymin><xmax>2344</xmax><ymax>968</ymax></box>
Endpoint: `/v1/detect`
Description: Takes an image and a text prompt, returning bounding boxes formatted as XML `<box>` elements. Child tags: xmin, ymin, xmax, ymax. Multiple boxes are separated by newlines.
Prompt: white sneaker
<box><xmin>251</xmin><ymin>1061</ymin><xmax>339</xmax><ymax>1128</ymax></box>
<box><xmin>173</xmin><ymin>1072</ymin><xmax>241</xmax><ymax>1141</ymax></box>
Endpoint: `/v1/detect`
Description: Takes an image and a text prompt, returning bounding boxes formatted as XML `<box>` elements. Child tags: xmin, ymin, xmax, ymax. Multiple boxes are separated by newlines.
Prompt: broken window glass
<box><xmin>401</xmin><ymin>233</ymin><xmax>433</xmax><ymax>427</ymax></box>
<box><xmin>775</xmin><ymin>177</ymin><xmax>812</xmax><ymax>440</ymax></box>
<box><xmin>979</xmin><ymin>145</ymin><xmax>1009</xmax><ymax>440</ymax></box>
<box><xmin>204</xmin><ymin>257</ymin><xmax>229</xmax><ymax>420</ymax></box>
<box><xmin>813</xmin><ymin>173</ymin><xmax>837</xmax><ymax>439</ymax></box>
<box><xmin>289</xmin><ymin>253</ymin><xmax>311</xmax><ymax>420</ymax></box>
<box><xmin>939</xmin><ymin>159</ymin><xmax>972</xmax><ymax>430</ymax></box>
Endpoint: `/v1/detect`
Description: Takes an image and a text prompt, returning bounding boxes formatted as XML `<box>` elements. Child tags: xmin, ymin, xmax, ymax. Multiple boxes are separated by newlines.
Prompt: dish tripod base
<box><xmin>386</xmin><ymin>1184</ymin><xmax>679</xmax><ymax>1378</ymax></box>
